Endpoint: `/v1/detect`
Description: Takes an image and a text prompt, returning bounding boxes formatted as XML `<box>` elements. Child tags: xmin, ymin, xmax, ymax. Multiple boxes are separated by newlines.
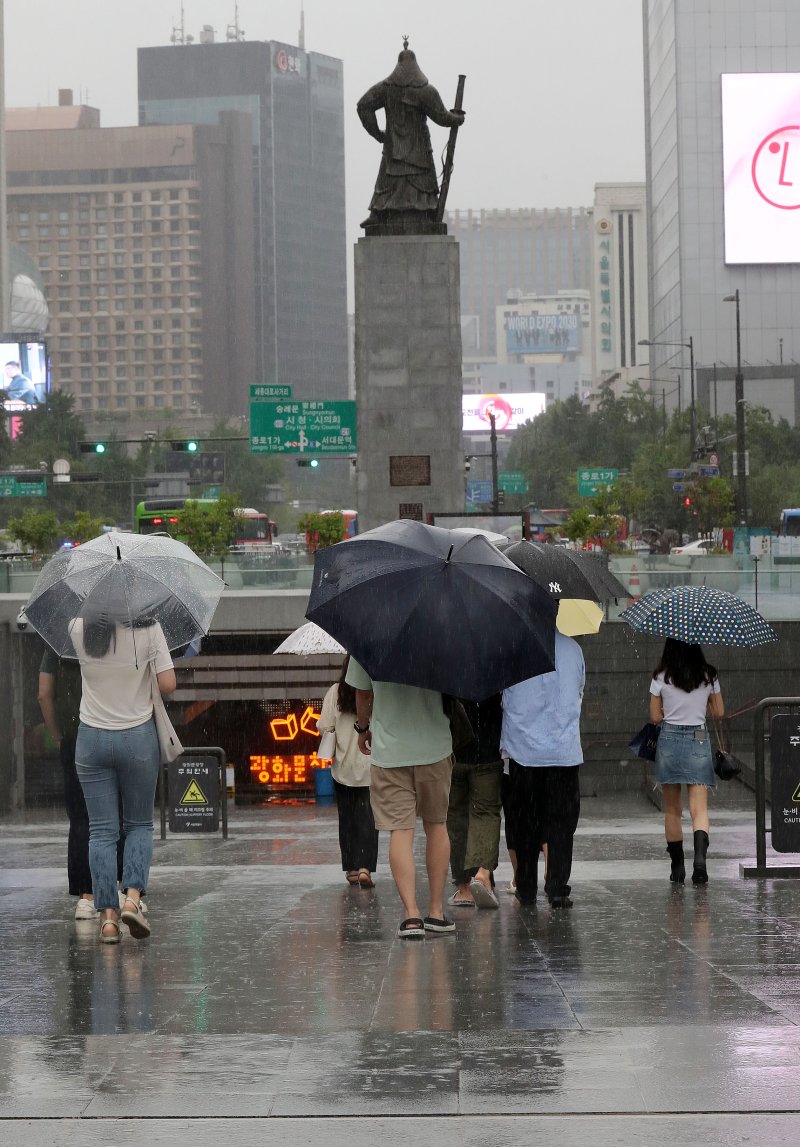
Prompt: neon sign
<box><xmin>249</xmin><ymin>700</ymin><xmax>326</xmax><ymax>790</ymax></box>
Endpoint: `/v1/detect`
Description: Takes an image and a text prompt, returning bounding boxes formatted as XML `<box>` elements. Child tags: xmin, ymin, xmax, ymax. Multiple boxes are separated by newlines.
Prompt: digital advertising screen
<box><xmin>1</xmin><ymin>338</ymin><xmax>49</xmax><ymax>414</ymax></box>
<box><xmin>722</xmin><ymin>73</ymin><xmax>800</xmax><ymax>264</ymax></box>
<box><xmin>504</xmin><ymin>312</ymin><xmax>581</xmax><ymax>355</ymax></box>
<box><xmin>462</xmin><ymin>392</ymin><xmax>546</xmax><ymax>433</ymax></box>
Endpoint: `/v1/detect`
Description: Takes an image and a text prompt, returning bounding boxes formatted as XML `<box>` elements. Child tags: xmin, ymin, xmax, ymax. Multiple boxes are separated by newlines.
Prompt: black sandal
<box><xmin>398</xmin><ymin>917</ymin><xmax>425</xmax><ymax>939</ymax></box>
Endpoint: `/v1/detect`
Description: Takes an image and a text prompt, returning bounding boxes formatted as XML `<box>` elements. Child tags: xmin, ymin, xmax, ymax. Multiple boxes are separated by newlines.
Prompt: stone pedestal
<box><xmin>354</xmin><ymin>235</ymin><xmax>464</xmax><ymax>532</ymax></box>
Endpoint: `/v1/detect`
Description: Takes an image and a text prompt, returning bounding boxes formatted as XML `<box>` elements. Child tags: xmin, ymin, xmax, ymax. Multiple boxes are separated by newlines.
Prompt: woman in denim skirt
<box><xmin>649</xmin><ymin>639</ymin><xmax>725</xmax><ymax>884</ymax></box>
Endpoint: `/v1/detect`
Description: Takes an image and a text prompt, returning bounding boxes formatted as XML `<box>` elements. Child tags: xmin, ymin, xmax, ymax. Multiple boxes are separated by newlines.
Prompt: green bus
<box><xmin>135</xmin><ymin>499</ymin><xmax>277</xmax><ymax>549</ymax></box>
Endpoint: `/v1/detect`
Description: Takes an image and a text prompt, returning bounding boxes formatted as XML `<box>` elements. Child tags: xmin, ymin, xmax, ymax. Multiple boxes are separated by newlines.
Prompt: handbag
<box><xmin>149</xmin><ymin>662</ymin><xmax>183</xmax><ymax>763</ymax></box>
<box><xmin>318</xmin><ymin>730</ymin><xmax>336</xmax><ymax>761</ymax></box>
<box><xmin>629</xmin><ymin>721</ymin><xmax>661</xmax><ymax>762</ymax></box>
<box><xmin>713</xmin><ymin>722</ymin><xmax>743</xmax><ymax>780</ymax></box>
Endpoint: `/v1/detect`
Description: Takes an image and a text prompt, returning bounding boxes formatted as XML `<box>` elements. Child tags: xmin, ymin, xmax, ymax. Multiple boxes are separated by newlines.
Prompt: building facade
<box><xmin>138</xmin><ymin>36</ymin><xmax>348</xmax><ymax>403</ymax></box>
<box><xmin>643</xmin><ymin>0</ymin><xmax>800</xmax><ymax>423</ymax></box>
<box><xmin>447</xmin><ymin>207</ymin><xmax>594</xmax><ymax>359</ymax></box>
<box><xmin>496</xmin><ymin>289</ymin><xmax>592</xmax><ymax>405</ymax></box>
<box><xmin>5</xmin><ymin>111</ymin><xmax>256</xmax><ymax>418</ymax></box>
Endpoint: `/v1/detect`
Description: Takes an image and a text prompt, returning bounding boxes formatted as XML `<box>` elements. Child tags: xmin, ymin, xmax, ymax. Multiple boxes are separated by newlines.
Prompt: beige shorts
<box><xmin>370</xmin><ymin>756</ymin><xmax>454</xmax><ymax>831</ymax></box>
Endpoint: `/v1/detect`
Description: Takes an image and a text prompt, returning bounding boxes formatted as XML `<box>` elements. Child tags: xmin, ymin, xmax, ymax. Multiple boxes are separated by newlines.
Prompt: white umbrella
<box><xmin>273</xmin><ymin>621</ymin><xmax>345</xmax><ymax>655</ymax></box>
<box><xmin>449</xmin><ymin>527</ymin><xmax>509</xmax><ymax>546</ymax></box>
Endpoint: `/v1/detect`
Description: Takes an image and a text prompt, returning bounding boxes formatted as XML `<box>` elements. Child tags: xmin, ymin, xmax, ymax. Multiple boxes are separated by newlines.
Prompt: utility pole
<box><xmin>724</xmin><ymin>289</ymin><xmax>747</xmax><ymax>523</ymax></box>
<box><xmin>489</xmin><ymin>412</ymin><xmax>499</xmax><ymax>514</ymax></box>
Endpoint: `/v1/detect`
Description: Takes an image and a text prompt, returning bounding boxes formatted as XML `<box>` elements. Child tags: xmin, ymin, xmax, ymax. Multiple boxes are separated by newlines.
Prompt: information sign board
<box><xmin>770</xmin><ymin>714</ymin><xmax>800</xmax><ymax>852</ymax></box>
<box><xmin>577</xmin><ymin>468</ymin><xmax>618</xmax><ymax>497</ymax></box>
<box><xmin>499</xmin><ymin>471</ymin><xmax>529</xmax><ymax>494</ymax></box>
<box><xmin>697</xmin><ymin>466</ymin><xmax>720</xmax><ymax>478</ymax></box>
<box><xmin>0</xmin><ymin>475</ymin><xmax>46</xmax><ymax>497</ymax></box>
<box><xmin>667</xmin><ymin>470</ymin><xmax>687</xmax><ymax>480</ymax></box>
<box><xmin>250</xmin><ymin>400</ymin><xmax>356</xmax><ymax>455</ymax></box>
<box><xmin>467</xmin><ymin>479</ymin><xmax>494</xmax><ymax>504</ymax></box>
<box><xmin>168</xmin><ymin>755</ymin><xmax>220</xmax><ymax>833</ymax></box>
<box><xmin>250</xmin><ymin>384</ymin><xmax>292</xmax><ymax>400</ymax></box>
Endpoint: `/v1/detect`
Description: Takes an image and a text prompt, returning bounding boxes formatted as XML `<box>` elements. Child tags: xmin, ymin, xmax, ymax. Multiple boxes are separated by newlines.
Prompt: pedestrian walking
<box><xmin>447</xmin><ymin>695</ymin><xmax>503</xmax><ymax>910</ymax></box>
<box><xmin>501</xmin><ymin>631</ymin><xmax>585</xmax><ymax>909</ymax></box>
<box><xmin>38</xmin><ymin>649</ymin><xmax>126</xmax><ymax>919</ymax></box>
<box><xmin>72</xmin><ymin>605</ymin><xmax>176</xmax><ymax>944</ymax></box>
<box><xmin>346</xmin><ymin>657</ymin><xmax>455</xmax><ymax>939</ymax></box>
<box><xmin>318</xmin><ymin>655</ymin><xmax>379</xmax><ymax>888</ymax></box>
<box><xmin>648</xmin><ymin>638</ymin><xmax>725</xmax><ymax>884</ymax></box>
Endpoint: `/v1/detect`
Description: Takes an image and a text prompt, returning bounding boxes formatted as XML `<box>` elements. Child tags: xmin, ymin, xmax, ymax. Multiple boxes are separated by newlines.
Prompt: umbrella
<box><xmin>449</xmin><ymin>527</ymin><xmax>510</xmax><ymax>545</ymax></box>
<box><xmin>273</xmin><ymin>621</ymin><xmax>345</xmax><ymax>655</ymax></box>
<box><xmin>504</xmin><ymin>541</ymin><xmax>627</xmax><ymax>602</ymax></box>
<box><xmin>305</xmin><ymin>519</ymin><xmax>557</xmax><ymax>701</ymax></box>
<box><xmin>25</xmin><ymin>531</ymin><xmax>225</xmax><ymax>660</ymax></box>
<box><xmin>555</xmin><ymin>599</ymin><xmax>604</xmax><ymax>637</ymax></box>
<box><xmin>620</xmin><ymin>585</ymin><xmax>778</xmax><ymax>648</ymax></box>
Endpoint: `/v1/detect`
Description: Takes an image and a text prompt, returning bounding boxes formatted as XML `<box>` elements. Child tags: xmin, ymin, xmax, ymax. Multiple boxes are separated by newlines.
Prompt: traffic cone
<box><xmin>628</xmin><ymin>563</ymin><xmax>642</xmax><ymax>604</ymax></box>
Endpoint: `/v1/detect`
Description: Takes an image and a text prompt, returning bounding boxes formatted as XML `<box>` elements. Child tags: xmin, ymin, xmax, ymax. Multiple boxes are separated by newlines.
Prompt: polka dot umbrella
<box><xmin>620</xmin><ymin>585</ymin><xmax>777</xmax><ymax>648</ymax></box>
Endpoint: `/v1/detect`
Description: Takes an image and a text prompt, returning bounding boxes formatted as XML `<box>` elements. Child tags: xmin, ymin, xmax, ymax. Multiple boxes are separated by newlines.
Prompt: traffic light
<box><xmin>497</xmin><ymin>489</ymin><xmax>506</xmax><ymax>507</ymax></box>
<box><xmin>170</xmin><ymin>439</ymin><xmax>199</xmax><ymax>453</ymax></box>
<box><xmin>296</xmin><ymin>458</ymin><xmax>320</xmax><ymax>468</ymax></box>
<box><xmin>79</xmin><ymin>441</ymin><xmax>108</xmax><ymax>454</ymax></box>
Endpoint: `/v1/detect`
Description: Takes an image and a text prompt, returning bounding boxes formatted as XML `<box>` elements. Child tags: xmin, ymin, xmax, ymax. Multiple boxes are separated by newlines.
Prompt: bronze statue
<box><xmin>358</xmin><ymin>39</ymin><xmax>465</xmax><ymax>235</ymax></box>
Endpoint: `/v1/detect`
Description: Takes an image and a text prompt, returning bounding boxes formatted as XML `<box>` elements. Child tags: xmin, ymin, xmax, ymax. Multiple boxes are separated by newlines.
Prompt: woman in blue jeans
<box><xmin>73</xmin><ymin>606</ymin><xmax>175</xmax><ymax>944</ymax></box>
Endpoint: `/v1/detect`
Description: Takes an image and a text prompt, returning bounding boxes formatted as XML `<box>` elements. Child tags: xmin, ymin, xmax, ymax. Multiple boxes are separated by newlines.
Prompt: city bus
<box><xmin>134</xmin><ymin>499</ymin><xmax>278</xmax><ymax>549</ymax></box>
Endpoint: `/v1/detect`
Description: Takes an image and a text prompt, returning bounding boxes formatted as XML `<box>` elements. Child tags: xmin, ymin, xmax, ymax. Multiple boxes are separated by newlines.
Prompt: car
<box><xmin>669</xmin><ymin>538</ymin><xmax>716</xmax><ymax>557</ymax></box>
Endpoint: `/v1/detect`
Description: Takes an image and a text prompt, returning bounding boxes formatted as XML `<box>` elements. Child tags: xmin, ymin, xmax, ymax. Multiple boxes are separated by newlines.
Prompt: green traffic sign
<box><xmin>577</xmin><ymin>468</ymin><xmax>618</xmax><ymax>497</ymax></box>
<box><xmin>498</xmin><ymin>471</ymin><xmax>528</xmax><ymax>495</ymax></box>
<box><xmin>250</xmin><ymin>399</ymin><xmax>357</xmax><ymax>455</ymax></box>
<box><xmin>0</xmin><ymin>475</ymin><xmax>47</xmax><ymax>497</ymax></box>
<box><xmin>250</xmin><ymin>384</ymin><xmax>292</xmax><ymax>400</ymax></box>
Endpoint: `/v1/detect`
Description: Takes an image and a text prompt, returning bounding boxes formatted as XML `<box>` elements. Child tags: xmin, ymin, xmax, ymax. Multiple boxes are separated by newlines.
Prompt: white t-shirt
<box><xmin>71</xmin><ymin>619</ymin><xmax>174</xmax><ymax>731</ymax></box>
<box><xmin>318</xmin><ymin>682</ymin><xmax>372</xmax><ymax>788</ymax></box>
<box><xmin>650</xmin><ymin>671</ymin><xmax>721</xmax><ymax>726</ymax></box>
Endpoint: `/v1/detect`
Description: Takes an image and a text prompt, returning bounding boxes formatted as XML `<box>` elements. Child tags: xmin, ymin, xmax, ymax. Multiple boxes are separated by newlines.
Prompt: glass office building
<box><xmin>138</xmin><ymin>39</ymin><xmax>348</xmax><ymax>401</ymax></box>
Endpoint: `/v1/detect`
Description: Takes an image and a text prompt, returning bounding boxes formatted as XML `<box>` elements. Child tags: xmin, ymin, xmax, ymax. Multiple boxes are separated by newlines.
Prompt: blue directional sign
<box><xmin>667</xmin><ymin>469</ymin><xmax>687</xmax><ymax>480</ymax></box>
<box><xmin>466</xmin><ymin>479</ymin><xmax>493</xmax><ymax>504</ymax></box>
<box><xmin>697</xmin><ymin>466</ymin><xmax>720</xmax><ymax>478</ymax></box>
<box><xmin>672</xmin><ymin>483</ymin><xmax>686</xmax><ymax>493</ymax></box>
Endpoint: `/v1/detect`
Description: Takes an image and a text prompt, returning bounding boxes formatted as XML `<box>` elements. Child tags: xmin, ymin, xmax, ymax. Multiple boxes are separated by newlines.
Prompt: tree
<box><xmin>562</xmin><ymin>486</ymin><xmax>623</xmax><ymax>552</ymax></box>
<box><xmin>6</xmin><ymin>508</ymin><xmax>60</xmax><ymax>556</ymax></box>
<box><xmin>686</xmin><ymin>476</ymin><xmax>735</xmax><ymax>536</ymax></box>
<box><xmin>60</xmin><ymin>510</ymin><xmax>106</xmax><ymax>545</ymax></box>
<box><xmin>176</xmin><ymin>494</ymin><xmax>239</xmax><ymax>560</ymax></box>
<box><xmin>297</xmin><ymin>511</ymin><xmax>346</xmax><ymax>552</ymax></box>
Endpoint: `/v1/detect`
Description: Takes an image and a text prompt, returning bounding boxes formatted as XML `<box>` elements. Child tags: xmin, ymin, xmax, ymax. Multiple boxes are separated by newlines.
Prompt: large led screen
<box><xmin>462</xmin><ymin>392</ymin><xmax>546</xmax><ymax>433</ymax></box>
<box><xmin>1</xmin><ymin>338</ymin><xmax>49</xmax><ymax>413</ymax></box>
<box><xmin>722</xmin><ymin>73</ymin><xmax>800</xmax><ymax>264</ymax></box>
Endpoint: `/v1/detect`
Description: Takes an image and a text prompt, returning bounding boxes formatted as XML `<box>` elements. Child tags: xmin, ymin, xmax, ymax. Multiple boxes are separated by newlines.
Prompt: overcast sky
<box><xmin>5</xmin><ymin>0</ymin><xmax>646</xmax><ymax>262</ymax></box>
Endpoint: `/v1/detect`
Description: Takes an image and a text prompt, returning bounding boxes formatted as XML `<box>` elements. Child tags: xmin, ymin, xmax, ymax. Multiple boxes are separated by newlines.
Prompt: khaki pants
<box><xmin>446</xmin><ymin>759</ymin><xmax>502</xmax><ymax>884</ymax></box>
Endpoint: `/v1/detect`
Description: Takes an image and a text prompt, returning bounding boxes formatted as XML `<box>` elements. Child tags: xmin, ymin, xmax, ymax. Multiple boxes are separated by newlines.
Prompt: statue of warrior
<box><xmin>357</xmin><ymin>41</ymin><xmax>465</xmax><ymax>235</ymax></box>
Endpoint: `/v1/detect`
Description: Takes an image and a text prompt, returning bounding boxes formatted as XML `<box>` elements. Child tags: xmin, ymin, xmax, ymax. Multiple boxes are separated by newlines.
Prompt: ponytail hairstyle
<box><xmin>653</xmin><ymin>637</ymin><xmax>718</xmax><ymax>693</ymax></box>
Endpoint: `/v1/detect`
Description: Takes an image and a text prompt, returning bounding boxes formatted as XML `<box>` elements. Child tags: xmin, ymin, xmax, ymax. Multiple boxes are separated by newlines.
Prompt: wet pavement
<box><xmin>2</xmin><ymin>792</ymin><xmax>800</xmax><ymax>1143</ymax></box>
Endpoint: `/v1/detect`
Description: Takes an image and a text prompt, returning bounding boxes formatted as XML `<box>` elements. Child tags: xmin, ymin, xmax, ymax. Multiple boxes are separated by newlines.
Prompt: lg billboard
<box><xmin>462</xmin><ymin>392</ymin><xmax>546</xmax><ymax>433</ymax></box>
<box><xmin>722</xmin><ymin>73</ymin><xmax>800</xmax><ymax>264</ymax></box>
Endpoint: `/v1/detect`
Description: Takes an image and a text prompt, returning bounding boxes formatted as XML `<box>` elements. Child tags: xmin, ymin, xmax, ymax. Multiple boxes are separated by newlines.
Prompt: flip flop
<box><xmin>448</xmin><ymin>891</ymin><xmax>476</xmax><ymax>907</ymax></box>
<box><xmin>470</xmin><ymin>878</ymin><xmax>499</xmax><ymax>910</ymax></box>
<box><xmin>346</xmin><ymin>871</ymin><xmax>360</xmax><ymax>885</ymax></box>
<box><xmin>398</xmin><ymin>917</ymin><xmax>425</xmax><ymax>939</ymax></box>
<box><xmin>358</xmin><ymin>870</ymin><xmax>375</xmax><ymax>888</ymax></box>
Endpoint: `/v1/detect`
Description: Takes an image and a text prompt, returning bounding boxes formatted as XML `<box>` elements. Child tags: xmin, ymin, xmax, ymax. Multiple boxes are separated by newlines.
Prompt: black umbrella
<box><xmin>504</xmin><ymin>541</ymin><xmax>627</xmax><ymax>602</ymax></box>
<box><xmin>305</xmin><ymin>520</ymin><xmax>557</xmax><ymax>701</ymax></box>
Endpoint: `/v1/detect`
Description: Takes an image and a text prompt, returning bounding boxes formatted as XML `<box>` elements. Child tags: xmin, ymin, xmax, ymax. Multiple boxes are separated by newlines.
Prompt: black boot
<box><xmin>666</xmin><ymin>840</ymin><xmax>685</xmax><ymax>884</ymax></box>
<box><xmin>692</xmin><ymin>830</ymin><xmax>709</xmax><ymax>884</ymax></box>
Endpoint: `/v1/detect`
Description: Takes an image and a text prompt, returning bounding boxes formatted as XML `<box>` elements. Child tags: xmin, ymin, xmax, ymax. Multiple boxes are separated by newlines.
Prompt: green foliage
<box><xmin>297</xmin><ymin>511</ymin><xmax>346</xmax><ymax>551</ymax></box>
<box><xmin>686</xmin><ymin>476</ymin><xmax>735</xmax><ymax>535</ymax></box>
<box><xmin>6</xmin><ymin>508</ymin><xmax>60</xmax><ymax>556</ymax></box>
<box><xmin>60</xmin><ymin>510</ymin><xmax>106</xmax><ymax>545</ymax></box>
<box><xmin>175</xmin><ymin>493</ymin><xmax>239</xmax><ymax>558</ymax></box>
<box><xmin>563</xmin><ymin>487</ymin><xmax>623</xmax><ymax>552</ymax></box>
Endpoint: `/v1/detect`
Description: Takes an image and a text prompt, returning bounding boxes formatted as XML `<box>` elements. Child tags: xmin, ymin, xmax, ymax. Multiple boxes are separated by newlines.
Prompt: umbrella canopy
<box><xmin>25</xmin><ymin>531</ymin><xmax>225</xmax><ymax>660</ymax></box>
<box><xmin>273</xmin><ymin>621</ymin><xmax>345</xmax><ymax>656</ymax></box>
<box><xmin>620</xmin><ymin>585</ymin><xmax>778</xmax><ymax>648</ymax></box>
<box><xmin>305</xmin><ymin>519</ymin><xmax>557</xmax><ymax>701</ymax></box>
<box><xmin>556</xmin><ymin>599</ymin><xmax>604</xmax><ymax>637</ymax></box>
<box><xmin>504</xmin><ymin>540</ymin><xmax>626</xmax><ymax>602</ymax></box>
<box><xmin>449</xmin><ymin>527</ymin><xmax>510</xmax><ymax>546</ymax></box>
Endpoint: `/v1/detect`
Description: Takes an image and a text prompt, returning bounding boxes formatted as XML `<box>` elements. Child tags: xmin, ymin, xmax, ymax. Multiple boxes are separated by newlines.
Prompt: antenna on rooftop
<box><xmin>226</xmin><ymin>1</ymin><xmax>245</xmax><ymax>42</ymax></box>
<box><xmin>299</xmin><ymin>2</ymin><xmax>305</xmax><ymax>50</ymax></box>
<box><xmin>170</xmin><ymin>2</ymin><xmax>193</xmax><ymax>45</ymax></box>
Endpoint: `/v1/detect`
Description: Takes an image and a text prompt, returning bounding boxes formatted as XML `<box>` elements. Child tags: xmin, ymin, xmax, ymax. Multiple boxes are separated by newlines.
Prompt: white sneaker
<box><xmin>118</xmin><ymin>890</ymin><xmax>148</xmax><ymax>915</ymax></box>
<box><xmin>74</xmin><ymin>897</ymin><xmax>98</xmax><ymax>920</ymax></box>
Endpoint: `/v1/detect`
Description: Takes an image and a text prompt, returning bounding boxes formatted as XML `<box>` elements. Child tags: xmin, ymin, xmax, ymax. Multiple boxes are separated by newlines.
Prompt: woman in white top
<box><xmin>72</xmin><ymin>604</ymin><xmax>176</xmax><ymax>944</ymax></box>
<box><xmin>318</xmin><ymin>655</ymin><xmax>378</xmax><ymax>887</ymax></box>
<box><xmin>649</xmin><ymin>638</ymin><xmax>725</xmax><ymax>885</ymax></box>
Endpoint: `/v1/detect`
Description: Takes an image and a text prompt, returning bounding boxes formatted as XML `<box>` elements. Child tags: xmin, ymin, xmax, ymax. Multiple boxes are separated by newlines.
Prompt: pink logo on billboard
<box><xmin>478</xmin><ymin>395</ymin><xmax>514</xmax><ymax>431</ymax></box>
<box><xmin>275</xmin><ymin>48</ymin><xmax>289</xmax><ymax>73</ymax></box>
<box><xmin>752</xmin><ymin>125</ymin><xmax>800</xmax><ymax>210</ymax></box>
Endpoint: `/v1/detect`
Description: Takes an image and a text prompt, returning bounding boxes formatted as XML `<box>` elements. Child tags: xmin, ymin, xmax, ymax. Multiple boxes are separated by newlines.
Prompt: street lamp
<box><xmin>639</xmin><ymin>336</ymin><xmax>696</xmax><ymax>461</ymax></box>
<box><xmin>723</xmin><ymin>289</ymin><xmax>747</xmax><ymax>523</ymax></box>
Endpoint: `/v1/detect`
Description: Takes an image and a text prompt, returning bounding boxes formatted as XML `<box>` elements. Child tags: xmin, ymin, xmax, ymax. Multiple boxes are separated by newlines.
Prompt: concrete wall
<box><xmin>354</xmin><ymin>235</ymin><xmax>464</xmax><ymax>531</ymax></box>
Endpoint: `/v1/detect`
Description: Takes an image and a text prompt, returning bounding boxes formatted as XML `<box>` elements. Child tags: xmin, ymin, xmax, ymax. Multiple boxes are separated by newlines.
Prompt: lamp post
<box><xmin>723</xmin><ymin>289</ymin><xmax>747</xmax><ymax>523</ymax></box>
<box><xmin>639</xmin><ymin>337</ymin><xmax>696</xmax><ymax>461</ymax></box>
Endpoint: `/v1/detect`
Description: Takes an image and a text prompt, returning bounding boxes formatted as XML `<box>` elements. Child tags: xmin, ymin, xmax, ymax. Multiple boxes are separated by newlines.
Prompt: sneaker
<box><xmin>118</xmin><ymin>890</ymin><xmax>148</xmax><ymax>915</ymax></box>
<box><xmin>74</xmin><ymin>897</ymin><xmax>98</xmax><ymax>920</ymax></box>
<box><xmin>423</xmin><ymin>915</ymin><xmax>456</xmax><ymax>934</ymax></box>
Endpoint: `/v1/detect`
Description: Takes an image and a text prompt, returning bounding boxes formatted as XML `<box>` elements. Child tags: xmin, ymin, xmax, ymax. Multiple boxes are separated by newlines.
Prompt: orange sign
<box><xmin>249</xmin><ymin>753</ymin><xmax>320</xmax><ymax>786</ymax></box>
<box><xmin>269</xmin><ymin>705</ymin><xmax>321</xmax><ymax>742</ymax></box>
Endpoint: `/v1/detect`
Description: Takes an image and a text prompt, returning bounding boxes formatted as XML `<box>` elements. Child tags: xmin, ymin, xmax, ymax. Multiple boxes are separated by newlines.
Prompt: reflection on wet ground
<box><xmin>2</xmin><ymin>795</ymin><xmax>800</xmax><ymax>1141</ymax></box>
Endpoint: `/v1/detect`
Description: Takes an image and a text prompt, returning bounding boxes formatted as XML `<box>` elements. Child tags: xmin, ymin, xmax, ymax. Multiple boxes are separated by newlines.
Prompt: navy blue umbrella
<box><xmin>306</xmin><ymin>520</ymin><xmax>557</xmax><ymax>700</ymax></box>
<box><xmin>621</xmin><ymin>585</ymin><xmax>777</xmax><ymax>648</ymax></box>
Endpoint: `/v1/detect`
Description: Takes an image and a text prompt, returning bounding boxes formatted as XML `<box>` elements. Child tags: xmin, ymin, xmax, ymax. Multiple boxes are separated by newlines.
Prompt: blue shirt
<box><xmin>500</xmin><ymin>632</ymin><xmax>585</xmax><ymax>767</ymax></box>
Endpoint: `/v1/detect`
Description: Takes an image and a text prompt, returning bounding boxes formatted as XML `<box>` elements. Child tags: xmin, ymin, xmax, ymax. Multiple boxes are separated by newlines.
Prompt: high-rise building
<box><xmin>138</xmin><ymin>36</ymin><xmax>348</xmax><ymax>402</ymax></box>
<box><xmin>447</xmin><ymin>207</ymin><xmax>594</xmax><ymax>358</ymax></box>
<box><xmin>5</xmin><ymin>104</ymin><xmax>256</xmax><ymax>417</ymax></box>
<box><xmin>643</xmin><ymin>0</ymin><xmax>800</xmax><ymax>425</ymax></box>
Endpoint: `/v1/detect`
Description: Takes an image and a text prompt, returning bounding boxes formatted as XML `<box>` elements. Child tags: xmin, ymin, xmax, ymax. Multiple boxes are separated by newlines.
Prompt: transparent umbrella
<box><xmin>273</xmin><ymin>621</ymin><xmax>345</xmax><ymax>655</ymax></box>
<box><xmin>25</xmin><ymin>531</ymin><xmax>225</xmax><ymax>660</ymax></box>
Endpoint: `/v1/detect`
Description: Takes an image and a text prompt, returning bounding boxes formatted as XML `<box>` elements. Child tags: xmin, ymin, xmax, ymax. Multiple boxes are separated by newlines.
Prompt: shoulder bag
<box><xmin>149</xmin><ymin>661</ymin><xmax>183</xmax><ymax>763</ymax></box>
<box><xmin>713</xmin><ymin>721</ymin><xmax>743</xmax><ymax>780</ymax></box>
